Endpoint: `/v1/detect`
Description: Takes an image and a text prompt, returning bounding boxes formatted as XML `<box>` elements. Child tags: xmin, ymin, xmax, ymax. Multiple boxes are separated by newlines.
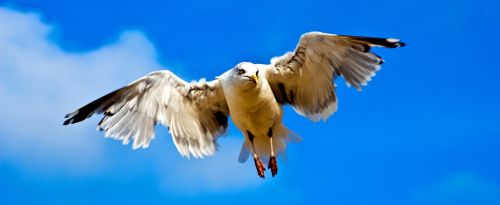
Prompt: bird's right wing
<box><xmin>63</xmin><ymin>70</ymin><xmax>229</xmax><ymax>159</ymax></box>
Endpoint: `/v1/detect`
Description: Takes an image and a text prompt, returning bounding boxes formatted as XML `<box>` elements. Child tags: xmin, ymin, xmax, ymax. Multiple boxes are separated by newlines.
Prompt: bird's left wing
<box><xmin>265</xmin><ymin>32</ymin><xmax>405</xmax><ymax>121</ymax></box>
<box><xmin>63</xmin><ymin>70</ymin><xmax>229</xmax><ymax>159</ymax></box>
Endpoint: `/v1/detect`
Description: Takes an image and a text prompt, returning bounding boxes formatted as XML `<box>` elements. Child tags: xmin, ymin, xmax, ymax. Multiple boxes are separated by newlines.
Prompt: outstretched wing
<box><xmin>265</xmin><ymin>32</ymin><xmax>405</xmax><ymax>121</ymax></box>
<box><xmin>63</xmin><ymin>70</ymin><xmax>229</xmax><ymax>159</ymax></box>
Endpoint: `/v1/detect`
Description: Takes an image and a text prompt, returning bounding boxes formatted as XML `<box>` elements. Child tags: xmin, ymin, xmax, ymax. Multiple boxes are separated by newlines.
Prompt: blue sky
<box><xmin>0</xmin><ymin>0</ymin><xmax>499</xmax><ymax>204</ymax></box>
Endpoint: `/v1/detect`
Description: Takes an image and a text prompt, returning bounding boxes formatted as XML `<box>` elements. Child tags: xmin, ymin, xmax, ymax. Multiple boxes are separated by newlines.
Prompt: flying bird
<box><xmin>63</xmin><ymin>32</ymin><xmax>405</xmax><ymax>178</ymax></box>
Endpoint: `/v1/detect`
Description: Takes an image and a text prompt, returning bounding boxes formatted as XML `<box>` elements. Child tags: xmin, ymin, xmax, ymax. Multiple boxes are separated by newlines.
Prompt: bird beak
<box><xmin>249</xmin><ymin>74</ymin><xmax>258</xmax><ymax>84</ymax></box>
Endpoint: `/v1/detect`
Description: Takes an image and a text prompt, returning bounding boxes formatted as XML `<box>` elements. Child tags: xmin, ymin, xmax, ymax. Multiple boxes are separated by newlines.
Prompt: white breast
<box><xmin>222</xmin><ymin>77</ymin><xmax>282</xmax><ymax>137</ymax></box>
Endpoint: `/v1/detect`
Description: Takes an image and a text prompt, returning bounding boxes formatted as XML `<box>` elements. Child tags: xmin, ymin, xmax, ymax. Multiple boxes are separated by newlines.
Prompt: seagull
<box><xmin>63</xmin><ymin>32</ymin><xmax>405</xmax><ymax>178</ymax></box>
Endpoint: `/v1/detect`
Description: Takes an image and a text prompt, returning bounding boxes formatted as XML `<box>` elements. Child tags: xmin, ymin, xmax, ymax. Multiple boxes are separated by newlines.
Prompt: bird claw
<box><xmin>268</xmin><ymin>156</ymin><xmax>278</xmax><ymax>177</ymax></box>
<box><xmin>253</xmin><ymin>156</ymin><xmax>266</xmax><ymax>178</ymax></box>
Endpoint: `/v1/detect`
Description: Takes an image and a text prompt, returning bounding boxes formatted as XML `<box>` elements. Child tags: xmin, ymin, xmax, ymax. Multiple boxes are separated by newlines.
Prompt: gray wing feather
<box><xmin>64</xmin><ymin>70</ymin><xmax>229</xmax><ymax>159</ymax></box>
<box><xmin>266</xmin><ymin>32</ymin><xmax>404</xmax><ymax>121</ymax></box>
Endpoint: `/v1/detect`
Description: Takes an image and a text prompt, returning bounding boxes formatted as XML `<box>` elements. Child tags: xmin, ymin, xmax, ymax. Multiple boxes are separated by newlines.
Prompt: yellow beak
<box><xmin>250</xmin><ymin>74</ymin><xmax>259</xmax><ymax>84</ymax></box>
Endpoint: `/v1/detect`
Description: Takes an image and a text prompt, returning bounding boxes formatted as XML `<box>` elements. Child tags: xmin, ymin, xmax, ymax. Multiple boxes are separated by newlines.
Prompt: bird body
<box><xmin>63</xmin><ymin>32</ymin><xmax>405</xmax><ymax>178</ymax></box>
<box><xmin>219</xmin><ymin>63</ymin><xmax>292</xmax><ymax>167</ymax></box>
<box><xmin>222</xmin><ymin>64</ymin><xmax>280</xmax><ymax>136</ymax></box>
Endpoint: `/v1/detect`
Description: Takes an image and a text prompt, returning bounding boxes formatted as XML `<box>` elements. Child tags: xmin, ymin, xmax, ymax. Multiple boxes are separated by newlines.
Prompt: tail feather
<box><xmin>238</xmin><ymin>141</ymin><xmax>251</xmax><ymax>162</ymax></box>
<box><xmin>238</xmin><ymin>124</ymin><xmax>301</xmax><ymax>163</ymax></box>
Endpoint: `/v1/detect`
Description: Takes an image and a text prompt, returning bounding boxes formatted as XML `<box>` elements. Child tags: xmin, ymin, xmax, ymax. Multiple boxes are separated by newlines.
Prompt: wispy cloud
<box><xmin>0</xmin><ymin>7</ymin><xmax>260</xmax><ymax>192</ymax></box>
<box><xmin>158</xmin><ymin>136</ymin><xmax>263</xmax><ymax>194</ymax></box>
<box><xmin>0</xmin><ymin>7</ymin><xmax>160</xmax><ymax>173</ymax></box>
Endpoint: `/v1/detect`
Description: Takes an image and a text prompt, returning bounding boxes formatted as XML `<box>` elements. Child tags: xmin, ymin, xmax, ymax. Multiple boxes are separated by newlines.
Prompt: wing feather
<box><xmin>64</xmin><ymin>70</ymin><xmax>229</xmax><ymax>158</ymax></box>
<box><xmin>266</xmin><ymin>32</ymin><xmax>404</xmax><ymax>121</ymax></box>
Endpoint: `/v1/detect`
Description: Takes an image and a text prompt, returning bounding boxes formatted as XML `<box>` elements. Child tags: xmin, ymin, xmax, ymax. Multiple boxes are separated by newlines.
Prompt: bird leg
<box><xmin>253</xmin><ymin>153</ymin><xmax>266</xmax><ymax>178</ymax></box>
<box><xmin>247</xmin><ymin>131</ymin><xmax>265</xmax><ymax>178</ymax></box>
<box><xmin>267</xmin><ymin>128</ymin><xmax>278</xmax><ymax>177</ymax></box>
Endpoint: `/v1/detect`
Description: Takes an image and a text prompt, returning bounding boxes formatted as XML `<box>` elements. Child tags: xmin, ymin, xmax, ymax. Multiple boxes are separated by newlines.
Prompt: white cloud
<box><xmin>412</xmin><ymin>172</ymin><xmax>500</xmax><ymax>205</ymax></box>
<box><xmin>0</xmin><ymin>7</ymin><xmax>260</xmax><ymax>192</ymax></box>
<box><xmin>0</xmin><ymin>7</ymin><xmax>161</xmax><ymax>173</ymax></box>
<box><xmin>159</xmin><ymin>136</ymin><xmax>263</xmax><ymax>194</ymax></box>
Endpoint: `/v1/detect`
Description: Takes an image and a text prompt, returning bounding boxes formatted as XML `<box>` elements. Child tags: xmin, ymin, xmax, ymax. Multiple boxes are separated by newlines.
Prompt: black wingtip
<box><xmin>63</xmin><ymin>113</ymin><xmax>71</xmax><ymax>125</ymax></box>
<box><xmin>63</xmin><ymin>110</ymin><xmax>79</xmax><ymax>125</ymax></box>
<box><xmin>63</xmin><ymin>118</ymin><xmax>72</xmax><ymax>126</ymax></box>
<box><xmin>385</xmin><ymin>38</ymin><xmax>406</xmax><ymax>48</ymax></box>
<box><xmin>342</xmin><ymin>35</ymin><xmax>406</xmax><ymax>48</ymax></box>
<box><xmin>382</xmin><ymin>39</ymin><xmax>405</xmax><ymax>48</ymax></box>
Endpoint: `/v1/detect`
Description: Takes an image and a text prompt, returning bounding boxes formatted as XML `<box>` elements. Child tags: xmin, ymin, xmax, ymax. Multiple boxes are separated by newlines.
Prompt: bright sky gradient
<box><xmin>0</xmin><ymin>0</ymin><xmax>499</xmax><ymax>204</ymax></box>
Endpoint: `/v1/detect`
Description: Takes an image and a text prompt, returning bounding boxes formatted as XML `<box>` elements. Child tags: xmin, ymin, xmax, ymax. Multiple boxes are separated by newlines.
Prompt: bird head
<box><xmin>230</xmin><ymin>62</ymin><xmax>260</xmax><ymax>85</ymax></box>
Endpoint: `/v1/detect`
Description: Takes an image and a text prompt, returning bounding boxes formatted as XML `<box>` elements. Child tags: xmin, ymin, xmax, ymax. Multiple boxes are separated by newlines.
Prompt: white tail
<box><xmin>238</xmin><ymin>124</ymin><xmax>301</xmax><ymax>163</ymax></box>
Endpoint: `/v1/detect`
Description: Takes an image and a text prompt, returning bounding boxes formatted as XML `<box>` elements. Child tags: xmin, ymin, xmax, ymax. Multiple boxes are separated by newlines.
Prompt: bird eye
<box><xmin>237</xmin><ymin>68</ymin><xmax>245</xmax><ymax>75</ymax></box>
